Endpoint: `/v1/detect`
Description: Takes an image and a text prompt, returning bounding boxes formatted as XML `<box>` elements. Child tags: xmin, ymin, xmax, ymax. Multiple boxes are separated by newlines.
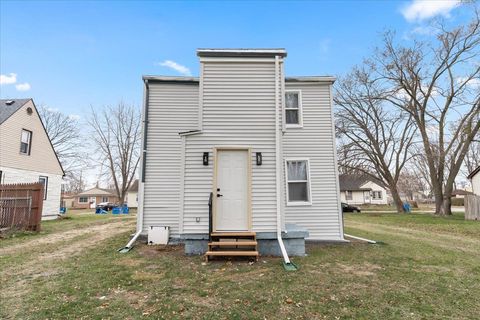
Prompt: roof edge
<box><xmin>143</xmin><ymin>76</ymin><xmax>199</xmax><ymax>83</ymax></box>
<box><xmin>197</xmin><ymin>48</ymin><xmax>287</xmax><ymax>58</ymax></box>
<box><xmin>286</xmin><ymin>76</ymin><xmax>336</xmax><ymax>83</ymax></box>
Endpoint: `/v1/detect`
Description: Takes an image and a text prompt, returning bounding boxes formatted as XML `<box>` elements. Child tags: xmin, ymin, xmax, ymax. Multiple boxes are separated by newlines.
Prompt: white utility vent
<box><xmin>147</xmin><ymin>226</ymin><xmax>169</xmax><ymax>245</ymax></box>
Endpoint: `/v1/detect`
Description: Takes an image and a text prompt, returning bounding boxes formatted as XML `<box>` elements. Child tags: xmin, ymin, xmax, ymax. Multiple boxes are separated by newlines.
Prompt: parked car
<box><xmin>96</xmin><ymin>202</ymin><xmax>115</xmax><ymax>211</ymax></box>
<box><xmin>341</xmin><ymin>202</ymin><xmax>361</xmax><ymax>213</ymax></box>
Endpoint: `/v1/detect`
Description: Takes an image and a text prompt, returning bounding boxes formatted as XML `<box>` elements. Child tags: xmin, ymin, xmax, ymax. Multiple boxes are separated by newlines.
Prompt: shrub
<box><xmin>451</xmin><ymin>197</ymin><xmax>464</xmax><ymax>206</ymax></box>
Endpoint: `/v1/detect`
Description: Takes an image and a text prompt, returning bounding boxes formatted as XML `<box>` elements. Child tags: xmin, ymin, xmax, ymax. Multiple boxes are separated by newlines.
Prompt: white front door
<box><xmin>90</xmin><ymin>197</ymin><xmax>96</xmax><ymax>209</ymax></box>
<box><xmin>215</xmin><ymin>149</ymin><xmax>249</xmax><ymax>231</ymax></box>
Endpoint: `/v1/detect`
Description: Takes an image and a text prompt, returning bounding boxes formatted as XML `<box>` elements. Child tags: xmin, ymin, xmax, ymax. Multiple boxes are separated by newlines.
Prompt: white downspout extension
<box><xmin>275</xmin><ymin>55</ymin><xmax>291</xmax><ymax>265</ymax></box>
<box><xmin>121</xmin><ymin>81</ymin><xmax>148</xmax><ymax>251</ymax></box>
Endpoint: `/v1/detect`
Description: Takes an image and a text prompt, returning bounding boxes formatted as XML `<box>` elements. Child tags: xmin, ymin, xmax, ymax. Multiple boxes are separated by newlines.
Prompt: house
<box><xmin>135</xmin><ymin>48</ymin><xmax>344</xmax><ymax>258</ymax></box>
<box><xmin>339</xmin><ymin>174</ymin><xmax>388</xmax><ymax>205</ymax></box>
<box><xmin>74</xmin><ymin>187</ymin><xmax>119</xmax><ymax>209</ymax></box>
<box><xmin>451</xmin><ymin>189</ymin><xmax>474</xmax><ymax>199</ymax></box>
<box><xmin>0</xmin><ymin>98</ymin><xmax>64</xmax><ymax>220</ymax></box>
<box><xmin>126</xmin><ymin>179</ymin><xmax>138</xmax><ymax>208</ymax></box>
<box><xmin>61</xmin><ymin>192</ymin><xmax>76</xmax><ymax>209</ymax></box>
<box><xmin>467</xmin><ymin>166</ymin><xmax>480</xmax><ymax>196</ymax></box>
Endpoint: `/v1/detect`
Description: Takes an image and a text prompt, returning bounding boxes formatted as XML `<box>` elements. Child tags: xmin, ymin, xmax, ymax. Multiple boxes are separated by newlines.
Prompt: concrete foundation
<box><xmin>182</xmin><ymin>224</ymin><xmax>309</xmax><ymax>256</ymax></box>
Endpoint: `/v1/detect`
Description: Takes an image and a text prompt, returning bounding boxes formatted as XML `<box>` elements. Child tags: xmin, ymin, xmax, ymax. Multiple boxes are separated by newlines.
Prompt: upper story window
<box><xmin>285</xmin><ymin>90</ymin><xmax>303</xmax><ymax>128</ymax></box>
<box><xmin>285</xmin><ymin>159</ymin><xmax>311</xmax><ymax>206</ymax></box>
<box><xmin>20</xmin><ymin>129</ymin><xmax>32</xmax><ymax>155</ymax></box>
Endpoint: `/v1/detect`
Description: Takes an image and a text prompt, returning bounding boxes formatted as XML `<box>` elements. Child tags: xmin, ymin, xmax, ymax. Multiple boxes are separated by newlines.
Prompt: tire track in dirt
<box><xmin>0</xmin><ymin>218</ymin><xmax>135</xmax><ymax>319</ymax></box>
<box><xmin>346</xmin><ymin>221</ymin><xmax>480</xmax><ymax>255</ymax></box>
<box><xmin>0</xmin><ymin>218</ymin><xmax>134</xmax><ymax>256</ymax></box>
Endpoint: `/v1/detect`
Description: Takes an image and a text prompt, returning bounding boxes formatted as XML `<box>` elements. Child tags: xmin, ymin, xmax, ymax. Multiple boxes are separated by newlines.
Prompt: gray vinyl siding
<box><xmin>283</xmin><ymin>82</ymin><xmax>343</xmax><ymax>240</ymax></box>
<box><xmin>182</xmin><ymin>60</ymin><xmax>278</xmax><ymax>234</ymax></box>
<box><xmin>142</xmin><ymin>82</ymin><xmax>198</xmax><ymax>236</ymax></box>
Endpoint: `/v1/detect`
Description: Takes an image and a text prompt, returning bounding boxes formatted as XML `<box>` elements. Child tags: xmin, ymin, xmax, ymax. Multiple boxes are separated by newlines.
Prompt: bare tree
<box><xmin>335</xmin><ymin>66</ymin><xmax>416</xmax><ymax>213</ymax></box>
<box><xmin>464</xmin><ymin>141</ymin><xmax>480</xmax><ymax>175</ymax></box>
<box><xmin>88</xmin><ymin>102</ymin><xmax>141</xmax><ymax>204</ymax></box>
<box><xmin>38</xmin><ymin>106</ymin><xmax>86</xmax><ymax>173</ymax></box>
<box><xmin>372</xmin><ymin>11</ymin><xmax>480</xmax><ymax>215</ymax></box>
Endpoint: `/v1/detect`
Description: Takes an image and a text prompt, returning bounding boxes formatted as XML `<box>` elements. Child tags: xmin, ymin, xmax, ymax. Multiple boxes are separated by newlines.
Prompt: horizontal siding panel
<box><xmin>143</xmin><ymin>83</ymin><xmax>199</xmax><ymax>237</ymax></box>
<box><xmin>283</xmin><ymin>83</ymin><xmax>343</xmax><ymax>240</ymax></box>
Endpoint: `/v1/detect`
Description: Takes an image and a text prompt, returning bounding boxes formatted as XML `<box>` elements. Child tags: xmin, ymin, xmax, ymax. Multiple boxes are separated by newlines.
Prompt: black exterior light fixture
<box><xmin>256</xmin><ymin>152</ymin><xmax>262</xmax><ymax>165</ymax></box>
<box><xmin>203</xmin><ymin>152</ymin><xmax>209</xmax><ymax>166</ymax></box>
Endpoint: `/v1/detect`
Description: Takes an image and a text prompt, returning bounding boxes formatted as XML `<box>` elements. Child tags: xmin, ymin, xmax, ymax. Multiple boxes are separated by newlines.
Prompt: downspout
<box><xmin>119</xmin><ymin>79</ymin><xmax>149</xmax><ymax>253</ymax></box>
<box><xmin>275</xmin><ymin>55</ymin><xmax>292</xmax><ymax>266</ymax></box>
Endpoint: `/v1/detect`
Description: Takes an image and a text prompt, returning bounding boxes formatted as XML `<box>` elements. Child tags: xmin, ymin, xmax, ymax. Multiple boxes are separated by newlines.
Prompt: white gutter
<box><xmin>275</xmin><ymin>55</ymin><xmax>291</xmax><ymax>265</ymax></box>
<box><xmin>280</xmin><ymin>60</ymin><xmax>286</xmax><ymax>134</ymax></box>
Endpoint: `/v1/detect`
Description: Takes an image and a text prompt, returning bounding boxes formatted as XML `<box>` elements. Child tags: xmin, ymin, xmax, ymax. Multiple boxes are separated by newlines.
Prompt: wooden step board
<box><xmin>206</xmin><ymin>231</ymin><xmax>258</xmax><ymax>262</ymax></box>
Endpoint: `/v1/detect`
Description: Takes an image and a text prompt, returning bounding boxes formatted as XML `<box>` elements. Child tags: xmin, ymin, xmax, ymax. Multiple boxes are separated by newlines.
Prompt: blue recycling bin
<box><xmin>59</xmin><ymin>207</ymin><xmax>67</xmax><ymax>214</ymax></box>
<box><xmin>122</xmin><ymin>205</ymin><xmax>129</xmax><ymax>214</ymax></box>
<box><xmin>112</xmin><ymin>207</ymin><xmax>121</xmax><ymax>214</ymax></box>
<box><xmin>403</xmin><ymin>202</ymin><xmax>411</xmax><ymax>213</ymax></box>
<box><xmin>96</xmin><ymin>208</ymin><xmax>108</xmax><ymax>214</ymax></box>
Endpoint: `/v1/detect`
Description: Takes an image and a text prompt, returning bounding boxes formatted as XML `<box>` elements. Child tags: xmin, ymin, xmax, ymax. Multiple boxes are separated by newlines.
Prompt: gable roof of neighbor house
<box><xmin>339</xmin><ymin>174</ymin><xmax>383</xmax><ymax>191</ymax></box>
<box><xmin>0</xmin><ymin>98</ymin><xmax>65</xmax><ymax>176</ymax></box>
<box><xmin>77</xmin><ymin>187</ymin><xmax>117</xmax><ymax>197</ymax></box>
<box><xmin>128</xmin><ymin>179</ymin><xmax>138</xmax><ymax>192</ymax></box>
<box><xmin>467</xmin><ymin>166</ymin><xmax>480</xmax><ymax>180</ymax></box>
<box><xmin>0</xmin><ymin>99</ymin><xmax>31</xmax><ymax>124</ymax></box>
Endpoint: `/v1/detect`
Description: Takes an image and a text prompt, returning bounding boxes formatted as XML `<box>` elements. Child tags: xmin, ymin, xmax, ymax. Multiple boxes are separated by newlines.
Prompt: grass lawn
<box><xmin>1</xmin><ymin>211</ymin><xmax>479</xmax><ymax>319</ymax></box>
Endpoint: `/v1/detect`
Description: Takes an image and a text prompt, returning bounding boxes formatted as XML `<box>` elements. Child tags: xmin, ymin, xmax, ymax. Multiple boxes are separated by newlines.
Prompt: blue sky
<box><xmin>0</xmin><ymin>0</ymin><xmax>473</xmax><ymax>119</ymax></box>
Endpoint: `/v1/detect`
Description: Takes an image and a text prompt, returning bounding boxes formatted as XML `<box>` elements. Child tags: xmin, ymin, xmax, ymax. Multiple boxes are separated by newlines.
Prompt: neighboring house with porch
<box><xmin>0</xmin><ymin>99</ymin><xmax>65</xmax><ymax>220</ymax></box>
<box><xmin>468</xmin><ymin>166</ymin><xmax>480</xmax><ymax>196</ymax></box>
<box><xmin>451</xmin><ymin>189</ymin><xmax>474</xmax><ymax>199</ymax></box>
<box><xmin>127</xmin><ymin>179</ymin><xmax>138</xmax><ymax>208</ymax></box>
<box><xmin>74</xmin><ymin>187</ymin><xmax>118</xmax><ymax>209</ymax></box>
<box><xmin>339</xmin><ymin>174</ymin><xmax>388</xmax><ymax>205</ymax></box>
<box><xmin>135</xmin><ymin>48</ymin><xmax>345</xmax><ymax>259</ymax></box>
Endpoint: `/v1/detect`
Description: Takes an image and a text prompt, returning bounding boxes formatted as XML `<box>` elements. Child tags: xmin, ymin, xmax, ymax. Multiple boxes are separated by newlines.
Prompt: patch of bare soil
<box><xmin>0</xmin><ymin>219</ymin><xmax>133</xmax><ymax>256</ymax></box>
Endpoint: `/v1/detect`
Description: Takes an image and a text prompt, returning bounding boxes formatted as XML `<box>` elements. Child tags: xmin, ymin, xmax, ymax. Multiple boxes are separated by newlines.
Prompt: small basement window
<box><xmin>20</xmin><ymin>129</ymin><xmax>32</xmax><ymax>155</ymax></box>
<box><xmin>285</xmin><ymin>159</ymin><xmax>311</xmax><ymax>205</ymax></box>
<box><xmin>285</xmin><ymin>90</ymin><xmax>303</xmax><ymax>127</ymax></box>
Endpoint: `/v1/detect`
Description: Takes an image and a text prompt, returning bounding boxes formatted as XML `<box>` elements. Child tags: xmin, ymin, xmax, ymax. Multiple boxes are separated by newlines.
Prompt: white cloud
<box><xmin>15</xmin><ymin>82</ymin><xmax>31</xmax><ymax>91</ymax></box>
<box><xmin>401</xmin><ymin>0</ymin><xmax>460</xmax><ymax>22</ymax></box>
<box><xmin>457</xmin><ymin>77</ymin><xmax>480</xmax><ymax>89</ymax></box>
<box><xmin>69</xmin><ymin>114</ymin><xmax>81</xmax><ymax>120</ymax></box>
<box><xmin>155</xmin><ymin>60</ymin><xmax>191</xmax><ymax>76</ymax></box>
<box><xmin>0</xmin><ymin>73</ymin><xmax>17</xmax><ymax>85</ymax></box>
<box><xmin>47</xmin><ymin>107</ymin><xmax>59</xmax><ymax>112</ymax></box>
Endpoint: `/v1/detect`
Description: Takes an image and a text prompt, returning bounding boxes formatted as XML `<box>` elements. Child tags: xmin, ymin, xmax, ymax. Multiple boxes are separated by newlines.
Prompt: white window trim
<box><xmin>285</xmin><ymin>158</ymin><xmax>312</xmax><ymax>206</ymax></box>
<box><xmin>285</xmin><ymin>90</ymin><xmax>303</xmax><ymax>128</ymax></box>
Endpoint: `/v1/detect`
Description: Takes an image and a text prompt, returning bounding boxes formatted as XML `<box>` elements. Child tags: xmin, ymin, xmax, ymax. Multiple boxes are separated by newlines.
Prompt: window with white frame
<box><xmin>286</xmin><ymin>159</ymin><xmax>311</xmax><ymax>204</ymax></box>
<box><xmin>372</xmin><ymin>191</ymin><xmax>383</xmax><ymax>200</ymax></box>
<box><xmin>345</xmin><ymin>190</ymin><xmax>353</xmax><ymax>200</ymax></box>
<box><xmin>39</xmin><ymin>176</ymin><xmax>48</xmax><ymax>200</ymax></box>
<box><xmin>79</xmin><ymin>197</ymin><xmax>88</xmax><ymax>203</ymax></box>
<box><xmin>285</xmin><ymin>91</ymin><xmax>302</xmax><ymax>127</ymax></box>
<box><xmin>101</xmin><ymin>196</ymin><xmax>108</xmax><ymax>202</ymax></box>
<box><xmin>20</xmin><ymin>129</ymin><xmax>32</xmax><ymax>155</ymax></box>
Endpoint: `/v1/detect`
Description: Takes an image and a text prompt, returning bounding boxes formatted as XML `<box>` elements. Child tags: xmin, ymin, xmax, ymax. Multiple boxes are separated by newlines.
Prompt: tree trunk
<box><xmin>438</xmin><ymin>196</ymin><xmax>452</xmax><ymax>216</ymax></box>
<box><xmin>390</xmin><ymin>186</ymin><xmax>405</xmax><ymax>213</ymax></box>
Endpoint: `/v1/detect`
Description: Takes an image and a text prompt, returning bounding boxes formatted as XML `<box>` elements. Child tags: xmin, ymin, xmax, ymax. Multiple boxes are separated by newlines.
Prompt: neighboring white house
<box><xmin>468</xmin><ymin>166</ymin><xmax>480</xmax><ymax>196</ymax></box>
<box><xmin>127</xmin><ymin>179</ymin><xmax>138</xmax><ymax>208</ymax></box>
<box><xmin>0</xmin><ymin>99</ymin><xmax>64</xmax><ymax>220</ymax></box>
<box><xmin>339</xmin><ymin>174</ymin><xmax>388</xmax><ymax>205</ymax></box>
<box><xmin>135</xmin><ymin>48</ymin><xmax>344</xmax><ymax>256</ymax></box>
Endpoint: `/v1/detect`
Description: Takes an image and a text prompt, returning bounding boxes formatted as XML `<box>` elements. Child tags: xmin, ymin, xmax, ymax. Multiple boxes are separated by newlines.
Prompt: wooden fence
<box><xmin>0</xmin><ymin>182</ymin><xmax>44</xmax><ymax>232</ymax></box>
<box><xmin>465</xmin><ymin>195</ymin><xmax>480</xmax><ymax>221</ymax></box>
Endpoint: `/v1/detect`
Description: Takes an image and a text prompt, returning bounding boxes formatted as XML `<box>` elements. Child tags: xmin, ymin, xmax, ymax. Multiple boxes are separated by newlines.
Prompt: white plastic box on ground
<box><xmin>147</xmin><ymin>226</ymin><xmax>170</xmax><ymax>245</ymax></box>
